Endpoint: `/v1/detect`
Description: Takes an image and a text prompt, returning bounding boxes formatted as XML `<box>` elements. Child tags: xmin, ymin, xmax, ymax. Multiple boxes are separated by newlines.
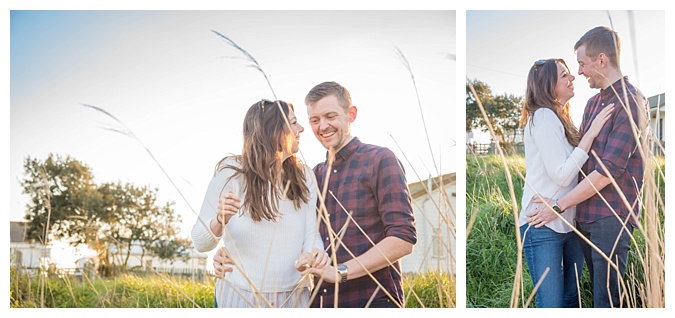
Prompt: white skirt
<box><xmin>215</xmin><ymin>280</ymin><xmax>310</xmax><ymax>308</ymax></box>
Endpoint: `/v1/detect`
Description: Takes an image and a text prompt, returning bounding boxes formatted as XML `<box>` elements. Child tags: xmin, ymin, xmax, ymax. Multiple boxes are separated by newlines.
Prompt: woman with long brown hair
<box><xmin>191</xmin><ymin>99</ymin><xmax>328</xmax><ymax>308</ymax></box>
<box><xmin>517</xmin><ymin>58</ymin><xmax>613</xmax><ymax>307</ymax></box>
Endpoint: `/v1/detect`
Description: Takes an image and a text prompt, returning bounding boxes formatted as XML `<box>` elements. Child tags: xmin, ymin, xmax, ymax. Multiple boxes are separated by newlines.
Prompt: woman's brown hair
<box><xmin>519</xmin><ymin>58</ymin><xmax>580</xmax><ymax>147</ymax></box>
<box><xmin>217</xmin><ymin>100</ymin><xmax>309</xmax><ymax>222</ymax></box>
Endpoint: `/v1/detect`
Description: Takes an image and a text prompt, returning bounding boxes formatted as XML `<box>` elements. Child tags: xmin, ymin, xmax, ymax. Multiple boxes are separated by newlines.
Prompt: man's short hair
<box><xmin>574</xmin><ymin>26</ymin><xmax>621</xmax><ymax>68</ymax></box>
<box><xmin>304</xmin><ymin>81</ymin><xmax>352</xmax><ymax>112</ymax></box>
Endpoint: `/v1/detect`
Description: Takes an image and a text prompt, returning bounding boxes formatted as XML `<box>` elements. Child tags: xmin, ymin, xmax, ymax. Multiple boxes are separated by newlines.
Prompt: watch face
<box><xmin>337</xmin><ymin>264</ymin><xmax>348</xmax><ymax>283</ymax></box>
<box><xmin>552</xmin><ymin>200</ymin><xmax>561</xmax><ymax>213</ymax></box>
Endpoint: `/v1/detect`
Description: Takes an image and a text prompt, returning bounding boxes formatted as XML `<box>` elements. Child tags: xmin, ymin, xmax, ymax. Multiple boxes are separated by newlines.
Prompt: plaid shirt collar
<box><xmin>327</xmin><ymin>136</ymin><xmax>360</xmax><ymax>165</ymax></box>
<box><xmin>599</xmin><ymin>76</ymin><xmax>630</xmax><ymax>100</ymax></box>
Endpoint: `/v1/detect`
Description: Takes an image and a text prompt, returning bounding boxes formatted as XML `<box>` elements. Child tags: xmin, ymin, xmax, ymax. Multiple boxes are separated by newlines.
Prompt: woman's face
<box><xmin>286</xmin><ymin>108</ymin><xmax>304</xmax><ymax>154</ymax></box>
<box><xmin>554</xmin><ymin>61</ymin><xmax>575</xmax><ymax>105</ymax></box>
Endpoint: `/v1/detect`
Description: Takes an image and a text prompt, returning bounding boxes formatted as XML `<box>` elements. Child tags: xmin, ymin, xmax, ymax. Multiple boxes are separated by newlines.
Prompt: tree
<box><xmin>106</xmin><ymin>182</ymin><xmax>189</xmax><ymax>268</ymax></box>
<box><xmin>466</xmin><ymin>79</ymin><xmax>523</xmax><ymax>143</ymax></box>
<box><xmin>143</xmin><ymin>204</ymin><xmax>191</xmax><ymax>265</ymax></box>
<box><xmin>152</xmin><ymin>238</ymin><xmax>192</xmax><ymax>265</ymax></box>
<box><xmin>21</xmin><ymin>154</ymin><xmax>100</xmax><ymax>245</ymax></box>
<box><xmin>20</xmin><ymin>154</ymin><xmax>188</xmax><ymax>273</ymax></box>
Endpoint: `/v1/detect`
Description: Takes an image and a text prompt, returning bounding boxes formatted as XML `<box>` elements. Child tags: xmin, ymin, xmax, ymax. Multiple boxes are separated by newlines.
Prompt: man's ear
<box><xmin>597</xmin><ymin>53</ymin><xmax>608</xmax><ymax>67</ymax></box>
<box><xmin>348</xmin><ymin>105</ymin><xmax>358</xmax><ymax>123</ymax></box>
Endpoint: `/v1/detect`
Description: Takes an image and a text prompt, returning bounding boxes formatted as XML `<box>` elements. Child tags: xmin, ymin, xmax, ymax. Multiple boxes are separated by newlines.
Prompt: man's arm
<box><xmin>557</xmin><ymin>170</ymin><xmax>612</xmax><ymax>211</ymax></box>
<box><xmin>345</xmin><ymin>148</ymin><xmax>416</xmax><ymax>279</ymax></box>
<box><xmin>529</xmin><ymin>170</ymin><xmax>612</xmax><ymax>227</ymax></box>
<box><xmin>341</xmin><ymin>236</ymin><xmax>413</xmax><ymax>281</ymax></box>
<box><xmin>302</xmin><ymin>236</ymin><xmax>413</xmax><ymax>283</ymax></box>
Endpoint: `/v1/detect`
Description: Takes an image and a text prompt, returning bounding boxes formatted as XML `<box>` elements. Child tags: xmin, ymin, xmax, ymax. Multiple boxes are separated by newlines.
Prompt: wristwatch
<box><xmin>552</xmin><ymin>199</ymin><xmax>563</xmax><ymax>214</ymax></box>
<box><xmin>336</xmin><ymin>263</ymin><xmax>348</xmax><ymax>283</ymax></box>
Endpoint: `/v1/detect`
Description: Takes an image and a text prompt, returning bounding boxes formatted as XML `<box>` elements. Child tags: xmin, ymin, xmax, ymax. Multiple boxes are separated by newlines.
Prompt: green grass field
<box><xmin>10</xmin><ymin>267</ymin><xmax>454</xmax><ymax>308</ymax></box>
<box><xmin>466</xmin><ymin>154</ymin><xmax>665</xmax><ymax>308</ymax></box>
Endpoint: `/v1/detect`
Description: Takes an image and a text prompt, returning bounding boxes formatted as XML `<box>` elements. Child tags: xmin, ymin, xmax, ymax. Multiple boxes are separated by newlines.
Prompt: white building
<box><xmin>400</xmin><ymin>173</ymin><xmax>456</xmax><ymax>275</ymax></box>
<box><xmin>10</xmin><ymin>221</ymin><xmax>52</xmax><ymax>270</ymax></box>
<box><xmin>107</xmin><ymin>241</ymin><xmax>208</xmax><ymax>273</ymax></box>
<box><xmin>648</xmin><ymin>93</ymin><xmax>665</xmax><ymax>156</ymax></box>
<box><xmin>10</xmin><ymin>221</ymin><xmax>208</xmax><ymax>276</ymax></box>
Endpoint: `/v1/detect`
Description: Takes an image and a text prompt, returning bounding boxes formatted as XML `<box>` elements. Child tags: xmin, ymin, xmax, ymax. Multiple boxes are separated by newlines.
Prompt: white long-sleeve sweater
<box><xmin>191</xmin><ymin>157</ymin><xmax>323</xmax><ymax>292</ymax></box>
<box><xmin>519</xmin><ymin>108</ymin><xmax>590</xmax><ymax>233</ymax></box>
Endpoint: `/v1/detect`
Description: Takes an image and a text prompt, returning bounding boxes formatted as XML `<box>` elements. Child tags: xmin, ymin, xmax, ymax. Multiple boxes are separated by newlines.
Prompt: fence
<box><xmin>15</xmin><ymin>265</ymin><xmax>215</xmax><ymax>283</ymax></box>
<box><xmin>469</xmin><ymin>140</ymin><xmax>664</xmax><ymax>159</ymax></box>
<box><xmin>132</xmin><ymin>266</ymin><xmax>215</xmax><ymax>281</ymax></box>
<box><xmin>466</xmin><ymin>142</ymin><xmax>524</xmax><ymax>155</ymax></box>
<box><xmin>653</xmin><ymin>140</ymin><xmax>665</xmax><ymax>157</ymax></box>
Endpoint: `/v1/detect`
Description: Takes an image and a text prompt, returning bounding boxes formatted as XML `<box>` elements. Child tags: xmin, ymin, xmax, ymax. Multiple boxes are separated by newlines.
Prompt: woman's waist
<box><xmin>221</xmin><ymin>267</ymin><xmax>306</xmax><ymax>293</ymax></box>
<box><xmin>521</xmin><ymin>178</ymin><xmax>578</xmax><ymax>201</ymax></box>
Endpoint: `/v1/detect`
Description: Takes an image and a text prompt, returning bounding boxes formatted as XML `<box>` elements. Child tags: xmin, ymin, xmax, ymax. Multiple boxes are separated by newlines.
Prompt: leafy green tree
<box><xmin>20</xmin><ymin>154</ymin><xmax>188</xmax><ymax>273</ymax></box>
<box><xmin>466</xmin><ymin>79</ymin><xmax>523</xmax><ymax>143</ymax></box>
<box><xmin>152</xmin><ymin>237</ymin><xmax>192</xmax><ymax>265</ymax></box>
<box><xmin>106</xmin><ymin>182</ymin><xmax>189</xmax><ymax>267</ymax></box>
<box><xmin>21</xmin><ymin>154</ymin><xmax>100</xmax><ymax>245</ymax></box>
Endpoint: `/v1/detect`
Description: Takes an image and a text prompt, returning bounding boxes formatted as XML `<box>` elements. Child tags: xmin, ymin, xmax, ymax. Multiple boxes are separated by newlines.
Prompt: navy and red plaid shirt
<box><xmin>576</xmin><ymin>77</ymin><xmax>649</xmax><ymax>226</ymax></box>
<box><xmin>310</xmin><ymin>137</ymin><xmax>417</xmax><ymax>308</ymax></box>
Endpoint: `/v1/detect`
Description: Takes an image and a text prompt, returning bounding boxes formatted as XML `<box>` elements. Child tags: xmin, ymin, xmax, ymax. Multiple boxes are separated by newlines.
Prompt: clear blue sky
<box><xmin>8</xmin><ymin>10</ymin><xmax>456</xmax><ymax>241</ymax></box>
<box><xmin>466</xmin><ymin>10</ymin><xmax>665</xmax><ymax>142</ymax></box>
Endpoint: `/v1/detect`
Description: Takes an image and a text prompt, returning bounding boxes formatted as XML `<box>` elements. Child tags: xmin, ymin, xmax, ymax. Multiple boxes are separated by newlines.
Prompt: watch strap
<box><xmin>552</xmin><ymin>199</ymin><xmax>563</xmax><ymax>213</ymax></box>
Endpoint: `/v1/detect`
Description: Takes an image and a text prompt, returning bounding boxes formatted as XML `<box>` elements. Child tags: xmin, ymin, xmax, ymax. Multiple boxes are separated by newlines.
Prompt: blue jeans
<box><xmin>520</xmin><ymin>224</ymin><xmax>584</xmax><ymax>308</ymax></box>
<box><xmin>577</xmin><ymin>216</ymin><xmax>633</xmax><ymax>308</ymax></box>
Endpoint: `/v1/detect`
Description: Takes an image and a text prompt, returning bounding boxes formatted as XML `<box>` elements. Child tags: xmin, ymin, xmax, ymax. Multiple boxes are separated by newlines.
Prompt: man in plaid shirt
<box><xmin>298</xmin><ymin>81</ymin><xmax>417</xmax><ymax>308</ymax></box>
<box><xmin>534</xmin><ymin>26</ymin><xmax>648</xmax><ymax>308</ymax></box>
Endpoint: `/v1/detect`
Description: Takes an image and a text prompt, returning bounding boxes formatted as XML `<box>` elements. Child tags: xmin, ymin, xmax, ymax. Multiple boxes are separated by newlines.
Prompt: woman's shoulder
<box><xmin>300</xmin><ymin>161</ymin><xmax>316</xmax><ymax>179</ymax></box>
<box><xmin>530</xmin><ymin>107</ymin><xmax>562</xmax><ymax>128</ymax></box>
<box><xmin>531</xmin><ymin>107</ymin><xmax>557</xmax><ymax>120</ymax></box>
<box><xmin>214</xmin><ymin>156</ymin><xmax>241</xmax><ymax>175</ymax></box>
<box><xmin>297</xmin><ymin>160</ymin><xmax>318</xmax><ymax>190</ymax></box>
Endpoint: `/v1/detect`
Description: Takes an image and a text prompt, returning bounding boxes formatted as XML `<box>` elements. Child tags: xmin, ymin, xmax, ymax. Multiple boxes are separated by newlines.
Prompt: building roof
<box><xmin>649</xmin><ymin>93</ymin><xmax>665</xmax><ymax>110</ymax></box>
<box><xmin>408</xmin><ymin>173</ymin><xmax>456</xmax><ymax>199</ymax></box>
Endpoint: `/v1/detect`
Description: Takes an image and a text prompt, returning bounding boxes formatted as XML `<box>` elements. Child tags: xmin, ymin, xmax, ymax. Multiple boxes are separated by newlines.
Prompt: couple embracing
<box><xmin>190</xmin><ymin>81</ymin><xmax>417</xmax><ymax>308</ymax></box>
<box><xmin>519</xmin><ymin>26</ymin><xmax>649</xmax><ymax>308</ymax></box>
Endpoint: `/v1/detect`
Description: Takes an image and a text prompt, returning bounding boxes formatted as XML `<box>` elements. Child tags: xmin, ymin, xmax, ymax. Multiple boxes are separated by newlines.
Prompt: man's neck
<box><xmin>600</xmin><ymin>67</ymin><xmax>624</xmax><ymax>90</ymax></box>
<box><xmin>327</xmin><ymin>135</ymin><xmax>355</xmax><ymax>160</ymax></box>
<box><xmin>335</xmin><ymin>136</ymin><xmax>355</xmax><ymax>153</ymax></box>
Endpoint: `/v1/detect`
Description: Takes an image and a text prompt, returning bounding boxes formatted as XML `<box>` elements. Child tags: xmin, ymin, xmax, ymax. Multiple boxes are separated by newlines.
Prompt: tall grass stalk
<box><xmin>37</xmin><ymin>167</ymin><xmax>53</xmax><ymax>308</ymax></box>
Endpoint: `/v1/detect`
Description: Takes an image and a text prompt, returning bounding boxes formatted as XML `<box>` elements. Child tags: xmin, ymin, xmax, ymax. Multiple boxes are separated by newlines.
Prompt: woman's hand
<box><xmin>585</xmin><ymin>103</ymin><xmax>614</xmax><ymax>139</ymax></box>
<box><xmin>297</xmin><ymin>262</ymin><xmax>339</xmax><ymax>284</ymax></box>
<box><xmin>295</xmin><ymin>248</ymin><xmax>336</xmax><ymax>282</ymax></box>
<box><xmin>213</xmin><ymin>247</ymin><xmax>235</xmax><ymax>279</ymax></box>
<box><xmin>527</xmin><ymin>196</ymin><xmax>558</xmax><ymax>228</ymax></box>
<box><xmin>216</xmin><ymin>191</ymin><xmax>240</xmax><ymax>226</ymax></box>
<box><xmin>295</xmin><ymin>248</ymin><xmax>330</xmax><ymax>272</ymax></box>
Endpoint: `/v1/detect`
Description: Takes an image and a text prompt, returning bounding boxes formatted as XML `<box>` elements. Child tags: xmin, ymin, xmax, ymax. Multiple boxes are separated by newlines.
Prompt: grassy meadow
<box><xmin>466</xmin><ymin>154</ymin><xmax>665</xmax><ymax>308</ymax></box>
<box><xmin>9</xmin><ymin>267</ymin><xmax>454</xmax><ymax>308</ymax></box>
